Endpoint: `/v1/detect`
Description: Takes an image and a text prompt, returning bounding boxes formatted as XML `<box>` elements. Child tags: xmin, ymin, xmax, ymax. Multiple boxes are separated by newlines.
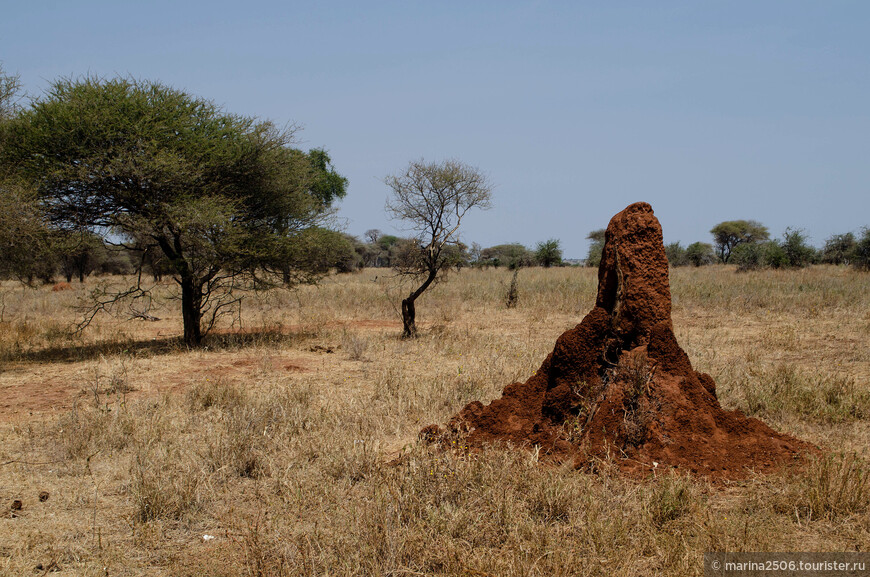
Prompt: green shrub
<box><xmin>732</xmin><ymin>242</ymin><xmax>769</xmax><ymax>270</ymax></box>
<box><xmin>685</xmin><ymin>242</ymin><xmax>715</xmax><ymax>266</ymax></box>
<box><xmin>821</xmin><ymin>232</ymin><xmax>856</xmax><ymax>265</ymax></box>
<box><xmin>665</xmin><ymin>242</ymin><xmax>688</xmax><ymax>266</ymax></box>
<box><xmin>779</xmin><ymin>227</ymin><xmax>816</xmax><ymax>268</ymax></box>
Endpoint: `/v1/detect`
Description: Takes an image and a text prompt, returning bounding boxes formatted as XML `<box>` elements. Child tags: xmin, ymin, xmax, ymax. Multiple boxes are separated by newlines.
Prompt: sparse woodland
<box><xmin>1</xmin><ymin>67</ymin><xmax>869</xmax><ymax>577</ymax></box>
<box><xmin>0</xmin><ymin>265</ymin><xmax>868</xmax><ymax>576</ymax></box>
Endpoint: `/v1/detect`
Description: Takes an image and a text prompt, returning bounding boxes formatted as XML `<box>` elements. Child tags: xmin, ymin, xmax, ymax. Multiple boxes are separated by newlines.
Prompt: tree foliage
<box><xmin>480</xmin><ymin>243</ymin><xmax>533</xmax><ymax>269</ymax></box>
<box><xmin>821</xmin><ymin>233</ymin><xmax>857</xmax><ymax>265</ymax></box>
<box><xmin>0</xmin><ymin>77</ymin><xmax>347</xmax><ymax>344</ymax></box>
<box><xmin>0</xmin><ymin>182</ymin><xmax>54</xmax><ymax>282</ymax></box>
<box><xmin>779</xmin><ymin>228</ymin><xmax>816</xmax><ymax>268</ymax></box>
<box><xmin>384</xmin><ymin>159</ymin><xmax>492</xmax><ymax>337</ymax></box>
<box><xmin>710</xmin><ymin>220</ymin><xmax>769</xmax><ymax>263</ymax></box>
<box><xmin>585</xmin><ymin>229</ymin><xmax>606</xmax><ymax>268</ymax></box>
<box><xmin>730</xmin><ymin>228</ymin><xmax>817</xmax><ymax>271</ymax></box>
<box><xmin>685</xmin><ymin>242</ymin><xmax>715</xmax><ymax>267</ymax></box>
<box><xmin>535</xmin><ymin>238</ymin><xmax>562</xmax><ymax>268</ymax></box>
<box><xmin>664</xmin><ymin>242</ymin><xmax>688</xmax><ymax>266</ymax></box>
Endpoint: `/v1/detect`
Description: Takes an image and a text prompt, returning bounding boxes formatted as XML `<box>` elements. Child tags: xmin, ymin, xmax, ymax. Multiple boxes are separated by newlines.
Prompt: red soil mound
<box><xmin>429</xmin><ymin>202</ymin><xmax>814</xmax><ymax>480</ymax></box>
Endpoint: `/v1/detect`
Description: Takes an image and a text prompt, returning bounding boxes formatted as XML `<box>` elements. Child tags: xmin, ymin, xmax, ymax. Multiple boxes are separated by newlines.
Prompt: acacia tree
<box><xmin>710</xmin><ymin>220</ymin><xmax>769</xmax><ymax>263</ymax></box>
<box><xmin>385</xmin><ymin>159</ymin><xmax>492</xmax><ymax>337</ymax></box>
<box><xmin>0</xmin><ymin>182</ymin><xmax>54</xmax><ymax>283</ymax></box>
<box><xmin>0</xmin><ymin>66</ymin><xmax>53</xmax><ymax>283</ymax></box>
<box><xmin>1</xmin><ymin>77</ymin><xmax>347</xmax><ymax>345</ymax></box>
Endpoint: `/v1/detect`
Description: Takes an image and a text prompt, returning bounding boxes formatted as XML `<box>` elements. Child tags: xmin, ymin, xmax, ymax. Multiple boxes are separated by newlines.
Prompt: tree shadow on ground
<box><xmin>2</xmin><ymin>329</ymin><xmax>300</xmax><ymax>365</ymax></box>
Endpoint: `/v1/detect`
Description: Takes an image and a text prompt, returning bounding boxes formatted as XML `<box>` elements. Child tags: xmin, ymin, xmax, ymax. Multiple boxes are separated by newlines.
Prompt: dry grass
<box><xmin>0</xmin><ymin>265</ymin><xmax>868</xmax><ymax>576</ymax></box>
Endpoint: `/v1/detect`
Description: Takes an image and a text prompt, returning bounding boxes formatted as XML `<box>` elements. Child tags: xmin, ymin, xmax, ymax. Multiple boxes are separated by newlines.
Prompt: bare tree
<box><xmin>385</xmin><ymin>159</ymin><xmax>492</xmax><ymax>337</ymax></box>
<box><xmin>364</xmin><ymin>229</ymin><xmax>382</xmax><ymax>244</ymax></box>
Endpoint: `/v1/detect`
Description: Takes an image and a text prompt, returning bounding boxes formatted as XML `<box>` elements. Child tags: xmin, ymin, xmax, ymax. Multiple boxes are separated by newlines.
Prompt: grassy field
<box><xmin>0</xmin><ymin>265</ymin><xmax>868</xmax><ymax>576</ymax></box>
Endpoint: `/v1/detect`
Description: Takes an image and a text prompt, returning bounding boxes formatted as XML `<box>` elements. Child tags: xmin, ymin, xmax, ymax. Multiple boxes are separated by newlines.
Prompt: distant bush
<box><xmin>666</xmin><ymin>241</ymin><xmax>715</xmax><ymax>267</ymax></box>
<box><xmin>685</xmin><ymin>242</ymin><xmax>715</xmax><ymax>267</ymax></box>
<box><xmin>733</xmin><ymin>228</ymin><xmax>816</xmax><ymax>270</ymax></box>
<box><xmin>821</xmin><ymin>232</ymin><xmax>857</xmax><ymax>265</ymax></box>
<box><xmin>665</xmin><ymin>242</ymin><xmax>688</xmax><ymax>266</ymax></box>
<box><xmin>480</xmin><ymin>243</ymin><xmax>534</xmax><ymax>269</ymax></box>
<box><xmin>534</xmin><ymin>239</ymin><xmax>562</xmax><ymax>268</ymax></box>
<box><xmin>733</xmin><ymin>241</ymin><xmax>779</xmax><ymax>271</ymax></box>
<box><xmin>779</xmin><ymin>228</ymin><xmax>816</xmax><ymax>268</ymax></box>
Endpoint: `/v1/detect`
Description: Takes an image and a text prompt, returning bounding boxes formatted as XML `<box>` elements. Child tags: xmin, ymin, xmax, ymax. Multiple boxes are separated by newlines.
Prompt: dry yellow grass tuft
<box><xmin>0</xmin><ymin>265</ymin><xmax>868</xmax><ymax>575</ymax></box>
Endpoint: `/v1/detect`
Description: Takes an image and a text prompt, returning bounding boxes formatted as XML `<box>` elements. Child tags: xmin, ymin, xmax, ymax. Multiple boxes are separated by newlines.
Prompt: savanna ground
<box><xmin>0</xmin><ymin>265</ymin><xmax>868</xmax><ymax>576</ymax></box>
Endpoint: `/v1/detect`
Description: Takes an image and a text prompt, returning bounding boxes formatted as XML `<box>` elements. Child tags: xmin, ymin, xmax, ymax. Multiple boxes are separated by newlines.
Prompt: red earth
<box><xmin>427</xmin><ymin>202</ymin><xmax>815</xmax><ymax>481</ymax></box>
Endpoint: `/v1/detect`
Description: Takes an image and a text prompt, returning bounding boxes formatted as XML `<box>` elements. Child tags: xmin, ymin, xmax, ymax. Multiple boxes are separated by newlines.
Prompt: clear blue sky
<box><xmin>4</xmin><ymin>1</ymin><xmax>869</xmax><ymax>258</ymax></box>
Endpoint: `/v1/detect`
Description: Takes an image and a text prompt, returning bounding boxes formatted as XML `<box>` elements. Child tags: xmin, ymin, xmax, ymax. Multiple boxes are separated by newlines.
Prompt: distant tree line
<box><xmin>2</xmin><ymin>64</ymin><xmax>867</xmax><ymax>344</ymax></box>
<box><xmin>337</xmin><ymin>235</ymin><xmax>565</xmax><ymax>271</ymax></box>
<box><xmin>583</xmin><ymin>218</ymin><xmax>870</xmax><ymax>271</ymax></box>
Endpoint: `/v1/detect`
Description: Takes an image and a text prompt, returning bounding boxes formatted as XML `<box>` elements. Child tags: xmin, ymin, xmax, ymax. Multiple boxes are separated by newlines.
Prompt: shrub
<box><xmin>733</xmin><ymin>235</ymin><xmax>811</xmax><ymax>270</ymax></box>
<box><xmin>685</xmin><ymin>242</ymin><xmax>715</xmax><ymax>266</ymax></box>
<box><xmin>779</xmin><ymin>228</ymin><xmax>816</xmax><ymax>268</ymax></box>
<box><xmin>732</xmin><ymin>242</ymin><xmax>766</xmax><ymax>270</ymax></box>
<box><xmin>821</xmin><ymin>232</ymin><xmax>857</xmax><ymax>265</ymax></box>
<box><xmin>664</xmin><ymin>242</ymin><xmax>688</xmax><ymax>266</ymax></box>
<box><xmin>763</xmin><ymin>241</ymin><xmax>789</xmax><ymax>269</ymax></box>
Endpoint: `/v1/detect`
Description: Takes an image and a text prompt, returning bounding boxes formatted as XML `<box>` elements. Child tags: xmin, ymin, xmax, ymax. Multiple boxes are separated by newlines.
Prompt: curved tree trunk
<box><xmin>401</xmin><ymin>296</ymin><xmax>417</xmax><ymax>338</ymax></box>
<box><xmin>400</xmin><ymin>269</ymin><xmax>437</xmax><ymax>339</ymax></box>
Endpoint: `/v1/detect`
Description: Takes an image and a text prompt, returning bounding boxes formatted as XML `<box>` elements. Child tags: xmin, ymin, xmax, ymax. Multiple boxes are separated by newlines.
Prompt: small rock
<box><xmin>11</xmin><ymin>499</ymin><xmax>22</xmax><ymax>511</ymax></box>
<box><xmin>38</xmin><ymin>491</ymin><xmax>50</xmax><ymax>502</ymax></box>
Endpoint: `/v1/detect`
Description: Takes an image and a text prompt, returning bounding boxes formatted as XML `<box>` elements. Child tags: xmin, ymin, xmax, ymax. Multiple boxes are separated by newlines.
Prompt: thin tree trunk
<box><xmin>400</xmin><ymin>269</ymin><xmax>438</xmax><ymax>338</ymax></box>
<box><xmin>401</xmin><ymin>297</ymin><xmax>416</xmax><ymax>338</ymax></box>
<box><xmin>181</xmin><ymin>276</ymin><xmax>203</xmax><ymax>346</ymax></box>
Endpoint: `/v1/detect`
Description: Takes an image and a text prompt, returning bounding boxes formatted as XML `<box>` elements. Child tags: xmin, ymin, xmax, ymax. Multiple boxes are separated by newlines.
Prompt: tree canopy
<box><xmin>0</xmin><ymin>77</ymin><xmax>347</xmax><ymax>344</ymax></box>
<box><xmin>710</xmin><ymin>220</ymin><xmax>769</xmax><ymax>263</ymax></box>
